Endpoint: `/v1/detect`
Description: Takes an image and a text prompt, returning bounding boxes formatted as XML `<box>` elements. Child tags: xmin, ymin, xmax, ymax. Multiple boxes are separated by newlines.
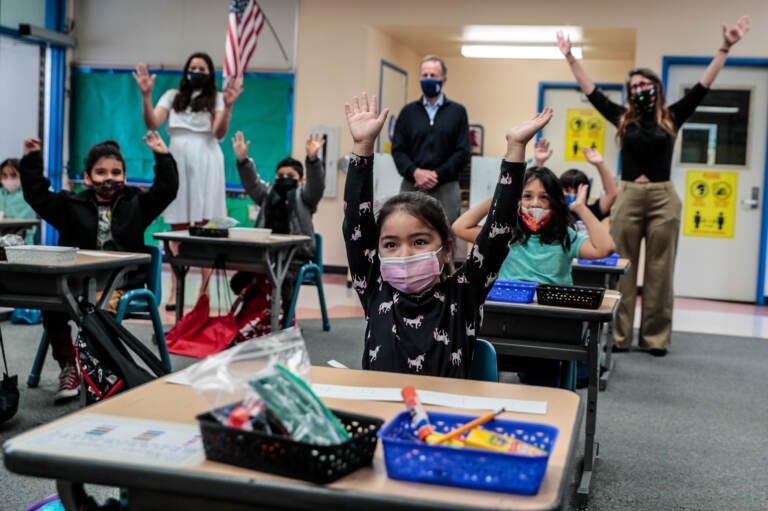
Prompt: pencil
<box><xmin>431</xmin><ymin>408</ymin><xmax>505</xmax><ymax>445</ymax></box>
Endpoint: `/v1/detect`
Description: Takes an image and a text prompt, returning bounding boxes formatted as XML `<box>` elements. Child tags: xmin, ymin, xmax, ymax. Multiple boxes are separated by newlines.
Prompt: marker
<box><xmin>431</xmin><ymin>408</ymin><xmax>505</xmax><ymax>445</ymax></box>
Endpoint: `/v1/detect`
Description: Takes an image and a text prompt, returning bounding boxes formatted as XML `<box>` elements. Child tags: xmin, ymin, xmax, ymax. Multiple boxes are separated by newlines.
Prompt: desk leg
<box><xmin>576</xmin><ymin>320</ymin><xmax>602</xmax><ymax>506</ymax></box>
<box><xmin>264</xmin><ymin>245</ymin><xmax>298</xmax><ymax>331</ymax></box>
<box><xmin>56</xmin><ymin>480</ymin><xmax>91</xmax><ymax>510</ymax></box>
<box><xmin>170</xmin><ymin>264</ymin><xmax>189</xmax><ymax>323</ymax></box>
<box><xmin>600</xmin><ymin>274</ymin><xmax>619</xmax><ymax>391</ymax></box>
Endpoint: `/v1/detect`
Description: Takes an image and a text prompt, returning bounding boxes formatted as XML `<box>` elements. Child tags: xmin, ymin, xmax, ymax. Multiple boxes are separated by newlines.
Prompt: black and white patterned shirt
<box><xmin>342</xmin><ymin>155</ymin><xmax>523</xmax><ymax>378</ymax></box>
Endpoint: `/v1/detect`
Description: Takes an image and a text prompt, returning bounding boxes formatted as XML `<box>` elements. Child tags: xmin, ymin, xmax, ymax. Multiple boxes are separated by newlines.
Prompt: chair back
<box><xmin>145</xmin><ymin>244</ymin><xmax>162</xmax><ymax>299</ymax></box>
<box><xmin>469</xmin><ymin>338</ymin><xmax>499</xmax><ymax>382</ymax></box>
<box><xmin>313</xmin><ymin>233</ymin><xmax>323</xmax><ymax>267</ymax></box>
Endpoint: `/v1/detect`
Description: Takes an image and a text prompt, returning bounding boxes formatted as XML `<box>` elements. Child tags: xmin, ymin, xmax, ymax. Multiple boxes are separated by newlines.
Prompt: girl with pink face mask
<box><xmin>0</xmin><ymin>158</ymin><xmax>37</xmax><ymax>244</ymax></box>
<box><xmin>343</xmin><ymin>92</ymin><xmax>552</xmax><ymax>377</ymax></box>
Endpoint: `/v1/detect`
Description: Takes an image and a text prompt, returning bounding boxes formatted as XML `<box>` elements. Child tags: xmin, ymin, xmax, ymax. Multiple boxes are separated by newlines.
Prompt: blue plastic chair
<box><xmin>469</xmin><ymin>338</ymin><xmax>499</xmax><ymax>382</ymax></box>
<box><xmin>284</xmin><ymin>233</ymin><xmax>330</xmax><ymax>331</ymax></box>
<box><xmin>27</xmin><ymin>245</ymin><xmax>171</xmax><ymax>387</ymax></box>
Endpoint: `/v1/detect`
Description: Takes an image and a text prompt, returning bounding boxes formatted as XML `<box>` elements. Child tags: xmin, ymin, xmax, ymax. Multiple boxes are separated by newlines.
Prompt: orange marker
<box><xmin>431</xmin><ymin>408</ymin><xmax>505</xmax><ymax>445</ymax></box>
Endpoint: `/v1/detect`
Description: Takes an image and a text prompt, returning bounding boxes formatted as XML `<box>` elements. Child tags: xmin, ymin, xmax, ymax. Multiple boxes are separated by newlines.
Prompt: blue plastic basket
<box><xmin>487</xmin><ymin>280</ymin><xmax>538</xmax><ymax>303</ymax></box>
<box><xmin>576</xmin><ymin>253</ymin><xmax>620</xmax><ymax>266</ymax></box>
<box><xmin>378</xmin><ymin>411</ymin><xmax>558</xmax><ymax>495</ymax></box>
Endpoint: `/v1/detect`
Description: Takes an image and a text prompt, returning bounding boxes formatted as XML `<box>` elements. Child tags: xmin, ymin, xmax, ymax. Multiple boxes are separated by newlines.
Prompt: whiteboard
<box><xmin>378</xmin><ymin>61</ymin><xmax>408</xmax><ymax>153</ymax></box>
<box><xmin>469</xmin><ymin>156</ymin><xmax>503</xmax><ymax>207</ymax></box>
<box><xmin>0</xmin><ymin>36</ymin><xmax>40</xmax><ymax>161</ymax></box>
<box><xmin>372</xmin><ymin>152</ymin><xmax>402</xmax><ymax>210</ymax></box>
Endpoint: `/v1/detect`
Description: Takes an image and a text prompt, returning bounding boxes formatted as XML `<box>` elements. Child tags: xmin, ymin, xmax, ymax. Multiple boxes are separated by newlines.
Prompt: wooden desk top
<box><xmin>5</xmin><ymin>367</ymin><xmax>582</xmax><ymax>511</ymax></box>
<box><xmin>0</xmin><ymin>249</ymin><xmax>149</xmax><ymax>274</ymax></box>
<box><xmin>154</xmin><ymin>229</ymin><xmax>310</xmax><ymax>249</ymax></box>
<box><xmin>0</xmin><ymin>218</ymin><xmax>40</xmax><ymax>229</ymax></box>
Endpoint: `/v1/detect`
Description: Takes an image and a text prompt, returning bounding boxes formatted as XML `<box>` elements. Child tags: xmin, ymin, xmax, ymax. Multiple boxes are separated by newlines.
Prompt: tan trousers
<box><xmin>611</xmin><ymin>181</ymin><xmax>681</xmax><ymax>350</ymax></box>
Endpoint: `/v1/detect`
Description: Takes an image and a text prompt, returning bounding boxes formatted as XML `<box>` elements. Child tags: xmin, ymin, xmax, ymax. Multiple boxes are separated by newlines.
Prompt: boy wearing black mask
<box><xmin>19</xmin><ymin>132</ymin><xmax>178</xmax><ymax>403</ymax></box>
<box><xmin>230</xmin><ymin>131</ymin><xmax>326</xmax><ymax>325</ymax></box>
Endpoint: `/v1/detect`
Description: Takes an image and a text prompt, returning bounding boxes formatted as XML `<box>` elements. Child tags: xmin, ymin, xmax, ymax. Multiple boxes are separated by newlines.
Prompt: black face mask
<box><xmin>631</xmin><ymin>87</ymin><xmax>657</xmax><ymax>113</ymax></box>
<box><xmin>186</xmin><ymin>71</ymin><xmax>209</xmax><ymax>89</ymax></box>
<box><xmin>274</xmin><ymin>176</ymin><xmax>298</xmax><ymax>195</ymax></box>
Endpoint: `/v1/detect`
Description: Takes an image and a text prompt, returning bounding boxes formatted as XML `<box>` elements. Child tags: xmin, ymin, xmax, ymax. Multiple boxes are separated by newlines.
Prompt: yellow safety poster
<box><xmin>564</xmin><ymin>109</ymin><xmax>605</xmax><ymax>162</ymax></box>
<box><xmin>683</xmin><ymin>170</ymin><xmax>737</xmax><ymax>238</ymax></box>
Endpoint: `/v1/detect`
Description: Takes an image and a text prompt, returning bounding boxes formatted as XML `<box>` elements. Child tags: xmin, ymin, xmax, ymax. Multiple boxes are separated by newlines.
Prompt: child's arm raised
<box><xmin>452</xmin><ymin>197</ymin><xmax>491</xmax><ymax>243</ymax></box>
<box><xmin>456</xmin><ymin>108</ymin><xmax>553</xmax><ymax>303</ymax></box>
<box><xmin>341</xmin><ymin>93</ymin><xmax>389</xmax><ymax>300</ymax></box>
<box><xmin>232</xmin><ymin>131</ymin><xmax>269</xmax><ymax>205</ymax></box>
<box><xmin>18</xmin><ymin>137</ymin><xmax>68</xmax><ymax>228</ymax></box>
<box><xmin>571</xmin><ymin>183</ymin><xmax>615</xmax><ymax>259</ymax></box>
<box><xmin>301</xmin><ymin>133</ymin><xmax>326</xmax><ymax>210</ymax></box>
<box><xmin>138</xmin><ymin>131</ymin><xmax>179</xmax><ymax>228</ymax></box>
<box><xmin>582</xmin><ymin>147</ymin><xmax>617</xmax><ymax>217</ymax></box>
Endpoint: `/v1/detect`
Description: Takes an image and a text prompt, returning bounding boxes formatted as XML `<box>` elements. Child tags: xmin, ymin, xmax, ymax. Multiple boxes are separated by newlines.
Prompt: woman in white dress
<box><xmin>134</xmin><ymin>52</ymin><xmax>242</xmax><ymax>309</ymax></box>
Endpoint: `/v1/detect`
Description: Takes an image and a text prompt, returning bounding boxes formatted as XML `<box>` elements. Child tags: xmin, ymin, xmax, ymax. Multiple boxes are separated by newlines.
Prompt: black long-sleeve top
<box><xmin>342</xmin><ymin>154</ymin><xmax>523</xmax><ymax>378</ymax></box>
<box><xmin>587</xmin><ymin>83</ymin><xmax>708</xmax><ymax>182</ymax></box>
<box><xmin>391</xmin><ymin>97</ymin><xmax>470</xmax><ymax>183</ymax></box>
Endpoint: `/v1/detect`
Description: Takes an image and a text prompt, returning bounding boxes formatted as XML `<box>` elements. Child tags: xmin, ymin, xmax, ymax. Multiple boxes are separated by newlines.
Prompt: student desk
<box><xmin>0</xmin><ymin>218</ymin><xmax>40</xmax><ymax>233</ymax></box>
<box><xmin>0</xmin><ymin>250</ymin><xmax>149</xmax><ymax>320</ymax></box>
<box><xmin>154</xmin><ymin>230</ymin><xmax>310</xmax><ymax>331</ymax></box>
<box><xmin>571</xmin><ymin>258</ymin><xmax>630</xmax><ymax>390</ymax></box>
<box><xmin>4</xmin><ymin>366</ymin><xmax>583</xmax><ymax>511</ymax></box>
<box><xmin>479</xmin><ymin>294</ymin><xmax>620</xmax><ymax>506</ymax></box>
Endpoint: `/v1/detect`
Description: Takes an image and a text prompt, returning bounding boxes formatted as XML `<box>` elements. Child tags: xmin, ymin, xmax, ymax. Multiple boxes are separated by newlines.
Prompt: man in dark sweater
<box><xmin>391</xmin><ymin>55</ymin><xmax>470</xmax><ymax>227</ymax></box>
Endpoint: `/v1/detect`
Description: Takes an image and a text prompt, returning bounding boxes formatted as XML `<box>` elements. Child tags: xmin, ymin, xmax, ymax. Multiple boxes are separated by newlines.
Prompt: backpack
<box><xmin>0</xmin><ymin>327</ymin><xmax>19</xmax><ymax>423</ymax></box>
<box><xmin>75</xmin><ymin>305</ymin><xmax>169</xmax><ymax>404</ymax></box>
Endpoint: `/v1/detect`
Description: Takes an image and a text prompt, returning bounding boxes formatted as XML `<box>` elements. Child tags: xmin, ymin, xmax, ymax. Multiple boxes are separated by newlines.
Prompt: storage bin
<box><xmin>378</xmin><ymin>411</ymin><xmax>557</xmax><ymax>495</ymax></box>
<box><xmin>487</xmin><ymin>280</ymin><xmax>537</xmax><ymax>303</ymax></box>
<box><xmin>4</xmin><ymin>246</ymin><xmax>77</xmax><ymax>265</ymax></box>
<box><xmin>536</xmin><ymin>284</ymin><xmax>605</xmax><ymax>309</ymax></box>
<box><xmin>197</xmin><ymin>407</ymin><xmax>383</xmax><ymax>484</ymax></box>
<box><xmin>576</xmin><ymin>253</ymin><xmax>620</xmax><ymax>266</ymax></box>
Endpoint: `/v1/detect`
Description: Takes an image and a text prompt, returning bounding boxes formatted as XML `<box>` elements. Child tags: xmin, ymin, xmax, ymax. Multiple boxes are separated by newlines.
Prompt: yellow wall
<box><xmin>295</xmin><ymin>0</ymin><xmax>765</xmax><ymax>267</ymax></box>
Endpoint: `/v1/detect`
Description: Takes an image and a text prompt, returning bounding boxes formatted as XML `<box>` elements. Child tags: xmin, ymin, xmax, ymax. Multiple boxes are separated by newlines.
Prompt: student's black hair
<box><xmin>376</xmin><ymin>192</ymin><xmax>454</xmax><ymax>274</ymax></box>
<box><xmin>84</xmin><ymin>140</ymin><xmax>126</xmax><ymax>175</ymax></box>
<box><xmin>512</xmin><ymin>166</ymin><xmax>573</xmax><ymax>251</ymax></box>
<box><xmin>560</xmin><ymin>168</ymin><xmax>591</xmax><ymax>198</ymax></box>
<box><xmin>172</xmin><ymin>52</ymin><xmax>217</xmax><ymax>114</ymax></box>
<box><xmin>275</xmin><ymin>157</ymin><xmax>304</xmax><ymax>178</ymax></box>
<box><xmin>0</xmin><ymin>158</ymin><xmax>21</xmax><ymax>174</ymax></box>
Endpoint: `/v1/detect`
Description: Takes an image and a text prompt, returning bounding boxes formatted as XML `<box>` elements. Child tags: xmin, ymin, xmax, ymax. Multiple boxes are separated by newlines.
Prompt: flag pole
<box><xmin>255</xmin><ymin>1</ymin><xmax>289</xmax><ymax>62</ymax></box>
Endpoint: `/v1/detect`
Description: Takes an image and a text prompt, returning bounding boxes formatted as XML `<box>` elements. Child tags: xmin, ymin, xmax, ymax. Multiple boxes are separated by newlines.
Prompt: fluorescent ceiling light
<box><xmin>461</xmin><ymin>45</ymin><xmax>582</xmax><ymax>60</ymax></box>
<box><xmin>463</xmin><ymin>25</ymin><xmax>582</xmax><ymax>44</ymax></box>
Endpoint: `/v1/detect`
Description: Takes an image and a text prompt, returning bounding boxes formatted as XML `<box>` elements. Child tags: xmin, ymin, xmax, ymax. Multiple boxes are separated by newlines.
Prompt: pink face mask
<box><xmin>379</xmin><ymin>247</ymin><xmax>442</xmax><ymax>295</ymax></box>
<box><xmin>1</xmin><ymin>178</ymin><xmax>21</xmax><ymax>193</ymax></box>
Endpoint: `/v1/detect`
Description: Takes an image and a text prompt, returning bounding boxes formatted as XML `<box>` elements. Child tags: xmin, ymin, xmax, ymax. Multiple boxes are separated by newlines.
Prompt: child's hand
<box><xmin>571</xmin><ymin>183</ymin><xmax>589</xmax><ymax>210</ymax></box>
<box><xmin>533</xmin><ymin>137</ymin><xmax>552</xmax><ymax>166</ymax></box>
<box><xmin>506</xmin><ymin>108</ymin><xmax>553</xmax><ymax>146</ymax></box>
<box><xmin>582</xmin><ymin>146</ymin><xmax>604</xmax><ymax>165</ymax></box>
<box><xmin>143</xmin><ymin>131</ymin><xmax>168</xmax><ymax>154</ymax></box>
<box><xmin>132</xmin><ymin>64</ymin><xmax>156</xmax><ymax>96</ymax></box>
<box><xmin>344</xmin><ymin>92</ymin><xmax>389</xmax><ymax>154</ymax></box>
<box><xmin>306</xmin><ymin>133</ymin><xmax>325</xmax><ymax>161</ymax></box>
<box><xmin>232</xmin><ymin>131</ymin><xmax>250</xmax><ymax>161</ymax></box>
<box><xmin>23</xmin><ymin>137</ymin><xmax>41</xmax><ymax>155</ymax></box>
<box><xmin>223</xmin><ymin>78</ymin><xmax>243</xmax><ymax>107</ymax></box>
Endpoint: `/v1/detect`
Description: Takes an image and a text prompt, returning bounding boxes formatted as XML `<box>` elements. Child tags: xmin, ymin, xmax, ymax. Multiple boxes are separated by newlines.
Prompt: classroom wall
<box><xmin>71</xmin><ymin>0</ymin><xmax>767</xmax><ymax>268</ymax></box>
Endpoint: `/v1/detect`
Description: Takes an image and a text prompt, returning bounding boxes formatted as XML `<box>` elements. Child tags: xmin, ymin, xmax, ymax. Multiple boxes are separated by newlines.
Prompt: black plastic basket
<box><xmin>536</xmin><ymin>284</ymin><xmax>605</xmax><ymax>309</ymax></box>
<box><xmin>196</xmin><ymin>408</ymin><xmax>384</xmax><ymax>484</ymax></box>
<box><xmin>189</xmin><ymin>226</ymin><xmax>229</xmax><ymax>238</ymax></box>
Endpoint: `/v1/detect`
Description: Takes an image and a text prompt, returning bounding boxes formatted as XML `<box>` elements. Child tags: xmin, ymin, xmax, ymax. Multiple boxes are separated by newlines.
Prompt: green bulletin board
<box><xmin>69</xmin><ymin>67</ymin><xmax>293</xmax><ymax>186</ymax></box>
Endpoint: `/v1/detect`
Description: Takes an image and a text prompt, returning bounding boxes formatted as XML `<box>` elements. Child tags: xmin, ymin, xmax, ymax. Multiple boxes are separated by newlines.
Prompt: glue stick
<box><xmin>401</xmin><ymin>386</ymin><xmax>437</xmax><ymax>442</ymax></box>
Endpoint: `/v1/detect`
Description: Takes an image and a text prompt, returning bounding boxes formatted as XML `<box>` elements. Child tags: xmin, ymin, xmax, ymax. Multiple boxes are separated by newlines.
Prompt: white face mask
<box><xmin>379</xmin><ymin>247</ymin><xmax>443</xmax><ymax>295</ymax></box>
<box><xmin>1</xmin><ymin>178</ymin><xmax>21</xmax><ymax>193</ymax></box>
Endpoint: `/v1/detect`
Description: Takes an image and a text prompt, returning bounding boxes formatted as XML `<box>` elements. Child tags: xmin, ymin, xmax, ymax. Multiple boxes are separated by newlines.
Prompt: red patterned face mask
<box><xmin>519</xmin><ymin>206</ymin><xmax>552</xmax><ymax>232</ymax></box>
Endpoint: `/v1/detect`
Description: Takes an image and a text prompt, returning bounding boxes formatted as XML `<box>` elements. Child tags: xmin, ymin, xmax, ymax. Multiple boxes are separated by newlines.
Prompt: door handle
<box><xmin>740</xmin><ymin>186</ymin><xmax>760</xmax><ymax>209</ymax></box>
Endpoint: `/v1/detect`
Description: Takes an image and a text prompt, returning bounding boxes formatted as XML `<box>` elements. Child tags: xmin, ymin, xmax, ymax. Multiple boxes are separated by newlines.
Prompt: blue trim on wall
<box><xmin>662</xmin><ymin>56</ymin><xmax>768</xmax><ymax>304</ymax></box>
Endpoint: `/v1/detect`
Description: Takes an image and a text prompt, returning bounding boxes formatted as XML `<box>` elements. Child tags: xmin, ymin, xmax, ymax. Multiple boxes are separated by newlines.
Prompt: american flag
<box><xmin>224</xmin><ymin>0</ymin><xmax>264</xmax><ymax>81</ymax></box>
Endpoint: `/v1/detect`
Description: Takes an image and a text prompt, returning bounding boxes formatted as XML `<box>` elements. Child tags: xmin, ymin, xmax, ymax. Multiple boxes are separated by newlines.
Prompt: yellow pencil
<box><xmin>430</xmin><ymin>408</ymin><xmax>505</xmax><ymax>445</ymax></box>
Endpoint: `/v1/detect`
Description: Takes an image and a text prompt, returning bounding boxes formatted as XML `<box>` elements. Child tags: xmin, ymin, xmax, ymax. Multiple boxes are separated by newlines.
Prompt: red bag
<box><xmin>166</xmin><ymin>275</ymin><xmax>289</xmax><ymax>358</ymax></box>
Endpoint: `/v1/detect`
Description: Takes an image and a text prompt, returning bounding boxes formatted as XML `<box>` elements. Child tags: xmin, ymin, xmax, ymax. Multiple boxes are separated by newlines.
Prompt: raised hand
<box><xmin>556</xmin><ymin>31</ymin><xmax>572</xmax><ymax>56</ymax></box>
<box><xmin>506</xmin><ymin>107</ymin><xmax>554</xmax><ymax>146</ymax></box>
<box><xmin>132</xmin><ymin>64</ymin><xmax>156</xmax><ymax>96</ymax></box>
<box><xmin>344</xmin><ymin>92</ymin><xmax>389</xmax><ymax>154</ymax></box>
<box><xmin>722</xmin><ymin>15</ymin><xmax>750</xmax><ymax>47</ymax></box>
<box><xmin>23</xmin><ymin>137</ymin><xmax>42</xmax><ymax>155</ymax></box>
<box><xmin>533</xmin><ymin>137</ymin><xmax>553</xmax><ymax>166</ymax></box>
<box><xmin>223</xmin><ymin>78</ymin><xmax>243</xmax><ymax>107</ymax></box>
<box><xmin>143</xmin><ymin>131</ymin><xmax>168</xmax><ymax>154</ymax></box>
<box><xmin>583</xmin><ymin>146</ymin><xmax>604</xmax><ymax>166</ymax></box>
<box><xmin>231</xmin><ymin>131</ymin><xmax>250</xmax><ymax>161</ymax></box>
<box><xmin>571</xmin><ymin>183</ymin><xmax>589</xmax><ymax>210</ymax></box>
<box><xmin>306</xmin><ymin>133</ymin><xmax>325</xmax><ymax>160</ymax></box>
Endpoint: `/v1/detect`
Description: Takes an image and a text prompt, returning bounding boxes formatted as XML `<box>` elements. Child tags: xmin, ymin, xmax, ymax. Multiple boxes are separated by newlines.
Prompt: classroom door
<box><xmin>667</xmin><ymin>64</ymin><xmax>768</xmax><ymax>302</ymax></box>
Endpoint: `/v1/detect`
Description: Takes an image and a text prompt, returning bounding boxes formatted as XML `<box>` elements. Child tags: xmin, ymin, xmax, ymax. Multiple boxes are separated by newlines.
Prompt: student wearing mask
<box><xmin>0</xmin><ymin>158</ymin><xmax>37</xmax><ymax>244</ymax></box>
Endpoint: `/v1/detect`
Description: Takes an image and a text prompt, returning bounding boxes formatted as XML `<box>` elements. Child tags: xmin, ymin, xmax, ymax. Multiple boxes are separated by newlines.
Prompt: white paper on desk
<box><xmin>8</xmin><ymin>413</ymin><xmax>205</xmax><ymax>466</ymax></box>
<box><xmin>311</xmin><ymin>384</ymin><xmax>547</xmax><ymax>415</ymax></box>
